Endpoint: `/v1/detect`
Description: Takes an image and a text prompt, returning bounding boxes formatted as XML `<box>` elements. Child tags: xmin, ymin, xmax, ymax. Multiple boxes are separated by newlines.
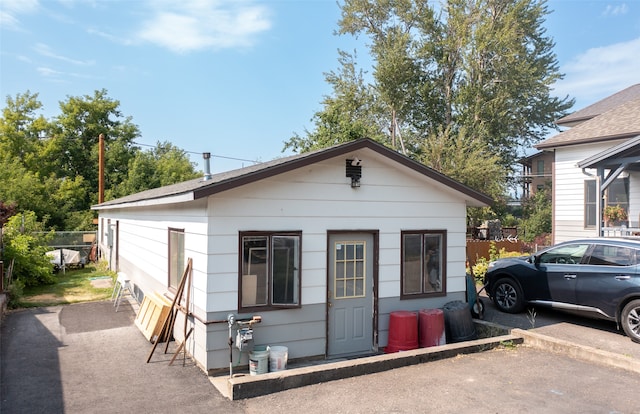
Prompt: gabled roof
<box><xmin>556</xmin><ymin>83</ymin><xmax>640</xmax><ymax>127</ymax></box>
<box><xmin>92</xmin><ymin>138</ymin><xmax>493</xmax><ymax>210</ymax></box>
<box><xmin>536</xmin><ymin>98</ymin><xmax>640</xmax><ymax>150</ymax></box>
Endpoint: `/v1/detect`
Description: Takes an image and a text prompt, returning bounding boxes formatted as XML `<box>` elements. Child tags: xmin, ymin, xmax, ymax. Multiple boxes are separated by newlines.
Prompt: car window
<box><xmin>539</xmin><ymin>244</ymin><xmax>590</xmax><ymax>264</ymax></box>
<box><xmin>587</xmin><ymin>245</ymin><xmax>637</xmax><ymax>266</ymax></box>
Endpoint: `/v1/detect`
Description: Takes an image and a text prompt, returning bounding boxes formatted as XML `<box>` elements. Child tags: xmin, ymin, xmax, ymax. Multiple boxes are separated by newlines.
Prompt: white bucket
<box><xmin>249</xmin><ymin>346</ymin><xmax>269</xmax><ymax>376</ymax></box>
<box><xmin>268</xmin><ymin>346</ymin><xmax>288</xmax><ymax>372</ymax></box>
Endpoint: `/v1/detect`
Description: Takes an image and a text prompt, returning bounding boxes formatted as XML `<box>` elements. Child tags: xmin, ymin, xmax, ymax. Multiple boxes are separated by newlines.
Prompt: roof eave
<box><xmin>92</xmin><ymin>192</ymin><xmax>195</xmax><ymax>210</ymax></box>
<box><xmin>536</xmin><ymin>132</ymin><xmax>640</xmax><ymax>150</ymax></box>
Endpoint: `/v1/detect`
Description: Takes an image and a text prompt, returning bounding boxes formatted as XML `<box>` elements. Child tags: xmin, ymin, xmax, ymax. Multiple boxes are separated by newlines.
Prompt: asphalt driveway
<box><xmin>2</xmin><ymin>298</ymin><xmax>640</xmax><ymax>413</ymax></box>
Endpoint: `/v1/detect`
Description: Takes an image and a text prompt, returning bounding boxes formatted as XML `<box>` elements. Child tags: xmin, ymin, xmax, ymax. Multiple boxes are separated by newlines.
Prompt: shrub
<box><xmin>471</xmin><ymin>244</ymin><xmax>527</xmax><ymax>282</ymax></box>
<box><xmin>3</xmin><ymin>211</ymin><xmax>56</xmax><ymax>287</ymax></box>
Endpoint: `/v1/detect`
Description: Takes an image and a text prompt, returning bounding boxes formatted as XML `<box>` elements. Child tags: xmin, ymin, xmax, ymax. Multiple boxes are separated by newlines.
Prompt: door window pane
<box><xmin>334</xmin><ymin>241</ymin><xmax>366</xmax><ymax>299</ymax></box>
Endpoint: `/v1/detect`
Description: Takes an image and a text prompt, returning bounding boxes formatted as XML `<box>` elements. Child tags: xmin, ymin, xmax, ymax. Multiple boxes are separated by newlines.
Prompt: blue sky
<box><xmin>1</xmin><ymin>0</ymin><xmax>639</xmax><ymax>173</ymax></box>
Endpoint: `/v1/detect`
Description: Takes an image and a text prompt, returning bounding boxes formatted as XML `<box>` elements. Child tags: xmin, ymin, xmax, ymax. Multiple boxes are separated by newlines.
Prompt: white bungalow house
<box><xmin>92</xmin><ymin>138</ymin><xmax>492</xmax><ymax>373</ymax></box>
<box><xmin>536</xmin><ymin>84</ymin><xmax>640</xmax><ymax>244</ymax></box>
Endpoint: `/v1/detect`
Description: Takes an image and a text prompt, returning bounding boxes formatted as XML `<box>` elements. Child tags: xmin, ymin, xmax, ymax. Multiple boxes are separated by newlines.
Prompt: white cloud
<box><xmin>37</xmin><ymin>66</ymin><xmax>63</xmax><ymax>77</ymax></box>
<box><xmin>2</xmin><ymin>0</ymin><xmax>39</xmax><ymax>13</ymax></box>
<box><xmin>33</xmin><ymin>43</ymin><xmax>95</xmax><ymax>65</ymax></box>
<box><xmin>603</xmin><ymin>3</ymin><xmax>629</xmax><ymax>16</ymax></box>
<box><xmin>0</xmin><ymin>0</ymin><xmax>39</xmax><ymax>30</ymax></box>
<box><xmin>553</xmin><ymin>37</ymin><xmax>640</xmax><ymax>105</ymax></box>
<box><xmin>37</xmin><ymin>65</ymin><xmax>102</xmax><ymax>82</ymax></box>
<box><xmin>135</xmin><ymin>0</ymin><xmax>272</xmax><ymax>53</ymax></box>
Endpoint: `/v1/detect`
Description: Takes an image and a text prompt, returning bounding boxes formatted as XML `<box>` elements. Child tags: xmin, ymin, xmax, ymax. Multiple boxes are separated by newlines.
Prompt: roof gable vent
<box><xmin>346</xmin><ymin>158</ymin><xmax>362</xmax><ymax>188</ymax></box>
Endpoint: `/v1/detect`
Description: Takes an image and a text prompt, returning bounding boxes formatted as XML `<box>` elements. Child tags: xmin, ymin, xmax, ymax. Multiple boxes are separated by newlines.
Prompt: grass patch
<box><xmin>17</xmin><ymin>264</ymin><xmax>116</xmax><ymax>308</ymax></box>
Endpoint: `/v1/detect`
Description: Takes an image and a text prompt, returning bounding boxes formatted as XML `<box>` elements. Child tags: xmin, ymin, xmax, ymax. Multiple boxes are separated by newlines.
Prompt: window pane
<box><xmin>540</xmin><ymin>244</ymin><xmax>589</xmax><ymax>264</ymax></box>
<box><xmin>585</xmin><ymin>180</ymin><xmax>596</xmax><ymax>227</ymax></box>
<box><xmin>424</xmin><ymin>234</ymin><xmax>442</xmax><ymax>293</ymax></box>
<box><xmin>403</xmin><ymin>234</ymin><xmax>422</xmax><ymax>294</ymax></box>
<box><xmin>272</xmin><ymin>236</ymin><xmax>299</xmax><ymax>305</ymax></box>
<box><xmin>242</xmin><ymin>236</ymin><xmax>268</xmax><ymax>306</ymax></box>
<box><xmin>346</xmin><ymin>243</ymin><xmax>354</xmax><ymax>260</ymax></box>
<box><xmin>169</xmin><ymin>229</ymin><xmax>184</xmax><ymax>289</ymax></box>
<box><xmin>608</xmin><ymin>178</ymin><xmax>629</xmax><ymax>205</ymax></box>
<box><xmin>334</xmin><ymin>241</ymin><xmax>365</xmax><ymax>299</ymax></box>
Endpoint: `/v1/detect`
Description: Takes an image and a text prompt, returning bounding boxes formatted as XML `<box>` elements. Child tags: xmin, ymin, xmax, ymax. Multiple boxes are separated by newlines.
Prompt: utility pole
<box><xmin>98</xmin><ymin>133</ymin><xmax>104</xmax><ymax>204</ymax></box>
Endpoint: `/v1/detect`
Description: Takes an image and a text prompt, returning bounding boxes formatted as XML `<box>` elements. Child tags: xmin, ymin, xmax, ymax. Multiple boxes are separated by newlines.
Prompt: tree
<box><xmin>0</xmin><ymin>91</ymin><xmax>51</xmax><ymax>173</ymax></box>
<box><xmin>47</xmin><ymin>89</ymin><xmax>140</xmax><ymax>207</ymax></box>
<box><xmin>520</xmin><ymin>185</ymin><xmax>551</xmax><ymax>242</ymax></box>
<box><xmin>287</xmin><ymin>0</ymin><xmax>573</xmax><ymax>204</ymax></box>
<box><xmin>284</xmin><ymin>50</ymin><xmax>387</xmax><ymax>153</ymax></box>
<box><xmin>1</xmin><ymin>90</ymin><xmax>200</xmax><ymax>231</ymax></box>
<box><xmin>109</xmin><ymin>141</ymin><xmax>199</xmax><ymax>199</ymax></box>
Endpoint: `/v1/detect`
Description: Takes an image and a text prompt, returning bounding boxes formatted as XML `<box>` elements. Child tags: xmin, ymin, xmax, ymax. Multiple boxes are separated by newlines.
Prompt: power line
<box><xmin>131</xmin><ymin>141</ymin><xmax>259</xmax><ymax>164</ymax></box>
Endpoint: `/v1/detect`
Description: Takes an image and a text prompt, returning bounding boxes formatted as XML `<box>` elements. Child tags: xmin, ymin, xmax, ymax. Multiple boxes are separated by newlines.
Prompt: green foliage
<box><xmin>1</xmin><ymin>89</ymin><xmax>200</xmax><ymax>231</ymax></box>
<box><xmin>289</xmin><ymin>0</ymin><xmax>574</xmax><ymax>207</ymax></box>
<box><xmin>472</xmin><ymin>243</ymin><xmax>525</xmax><ymax>281</ymax></box>
<box><xmin>284</xmin><ymin>50</ymin><xmax>386</xmax><ymax>153</ymax></box>
<box><xmin>604</xmin><ymin>205</ymin><xmax>627</xmax><ymax>223</ymax></box>
<box><xmin>110</xmin><ymin>141</ymin><xmax>199</xmax><ymax>198</ymax></box>
<box><xmin>3</xmin><ymin>212</ymin><xmax>55</xmax><ymax>287</ymax></box>
<box><xmin>7</xmin><ymin>279</ymin><xmax>25</xmax><ymax>309</ymax></box>
<box><xmin>520</xmin><ymin>186</ymin><xmax>551</xmax><ymax>242</ymax></box>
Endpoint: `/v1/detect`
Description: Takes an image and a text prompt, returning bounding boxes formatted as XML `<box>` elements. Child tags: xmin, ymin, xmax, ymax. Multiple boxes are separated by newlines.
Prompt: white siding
<box><xmin>553</xmin><ymin>141</ymin><xmax>628</xmax><ymax>243</ymax></box>
<box><xmin>205</xmin><ymin>152</ymin><xmax>468</xmax><ymax>311</ymax></box>
<box><xmin>628</xmin><ymin>171</ymin><xmax>640</xmax><ymax>227</ymax></box>
<box><xmin>98</xmin><ymin>148</ymin><xmax>476</xmax><ymax>371</ymax></box>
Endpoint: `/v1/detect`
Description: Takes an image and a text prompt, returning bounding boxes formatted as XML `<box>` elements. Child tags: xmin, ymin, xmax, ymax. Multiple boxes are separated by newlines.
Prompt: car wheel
<box><xmin>621</xmin><ymin>299</ymin><xmax>640</xmax><ymax>343</ymax></box>
<box><xmin>492</xmin><ymin>278</ymin><xmax>524</xmax><ymax>313</ymax></box>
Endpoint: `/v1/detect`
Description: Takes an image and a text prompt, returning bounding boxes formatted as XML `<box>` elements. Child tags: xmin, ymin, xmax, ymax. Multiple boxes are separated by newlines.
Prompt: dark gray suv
<box><xmin>485</xmin><ymin>238</ymin><xmax>640</xmax><ymax>343</ymax></box>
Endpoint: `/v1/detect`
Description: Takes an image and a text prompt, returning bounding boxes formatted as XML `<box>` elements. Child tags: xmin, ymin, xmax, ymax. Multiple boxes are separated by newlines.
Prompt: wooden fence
<box><xmin>466</xmin><ymin>239</ymin><xmax>526</xmax><ymax>266</ymax></box>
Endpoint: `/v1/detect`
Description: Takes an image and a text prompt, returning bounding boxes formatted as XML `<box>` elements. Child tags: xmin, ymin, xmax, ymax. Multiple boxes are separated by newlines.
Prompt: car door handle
<box><xmin>615</xmin><ymin>275</ymin><xmax>631</xmax><ymax>280</ymax></box>
<box><xmin>564</xmin><ymin>274</ymin><xmax>577</xmax><ymax>279</ymax></box>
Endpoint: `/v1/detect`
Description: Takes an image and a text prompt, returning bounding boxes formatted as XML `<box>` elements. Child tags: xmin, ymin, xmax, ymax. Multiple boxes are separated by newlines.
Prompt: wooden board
<box><xmin>135</xmin><ymin>292</ymin><xmax>173</xmax><ymax>342</ymax></box>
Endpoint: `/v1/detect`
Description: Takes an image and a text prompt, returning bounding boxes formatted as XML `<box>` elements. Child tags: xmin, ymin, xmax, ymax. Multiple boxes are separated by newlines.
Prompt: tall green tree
<box><xmin>287</xmin><ymin>0</ymin><xmax>573</xmax><ymax>203</ymax></box>
<box><xmin>1</xmin><ymin>90</ymin><xmax>200</xmax><ymax>231</ymax></box>
<box><xmin>285</xmin><ymin>50</ymin><xmax>386</xmax><ymax>153</ymax></box>
<box><xmin>0</xmin><ymin>91</ymin><xmax>51</xmax><ymax>172</ymax></box>
<box><xmin>46</xmin><ymin>89</ymin><xmax>140</xmax><ymax>206</ymax></box>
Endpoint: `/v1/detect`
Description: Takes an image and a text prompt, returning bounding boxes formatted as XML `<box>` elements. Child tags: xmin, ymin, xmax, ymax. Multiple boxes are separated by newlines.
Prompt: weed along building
<box><xmin>92</xmin><ymin>138</ymin><xmax>492</xmax><ymax>373</ymax></box>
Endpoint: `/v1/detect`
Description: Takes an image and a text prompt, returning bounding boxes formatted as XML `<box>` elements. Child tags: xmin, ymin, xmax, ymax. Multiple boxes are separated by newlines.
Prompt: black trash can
<box><xmin>443</xmin><ymin>300</ymin><xmax>477</xmax><ymax>343</ymax></box>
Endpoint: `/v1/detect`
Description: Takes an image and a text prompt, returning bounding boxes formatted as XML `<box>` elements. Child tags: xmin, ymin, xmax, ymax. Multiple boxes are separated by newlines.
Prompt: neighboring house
<box><xmin>536</xmin><ymin>84</ymin><xmax>640</xmax><ymax>243</ymax></box>
<box><xmin>519</xmin><ymin>150</ymin><xmax>553</xmax><ymax>199</ymax></box>
<box><xmin>92</xmin><ymin>138</ymin><xmax>492</xmax><ymax>373</ymax></box>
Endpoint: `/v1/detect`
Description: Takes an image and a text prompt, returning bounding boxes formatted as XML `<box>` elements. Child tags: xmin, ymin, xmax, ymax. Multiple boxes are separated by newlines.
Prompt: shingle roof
<box><xmin>556</xmin><ymin>83</ymin><xmax>640</xmax><ymax>126</ymax></box>
<box><xmin>92</xmin><ymin>138</ymin><xmax>493</xmax><ymax>209</ymax></box>
<box><xmin>536</xmin><ymin>97</ymin><xmax>640</xmax><ymax>150</ymax></box>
